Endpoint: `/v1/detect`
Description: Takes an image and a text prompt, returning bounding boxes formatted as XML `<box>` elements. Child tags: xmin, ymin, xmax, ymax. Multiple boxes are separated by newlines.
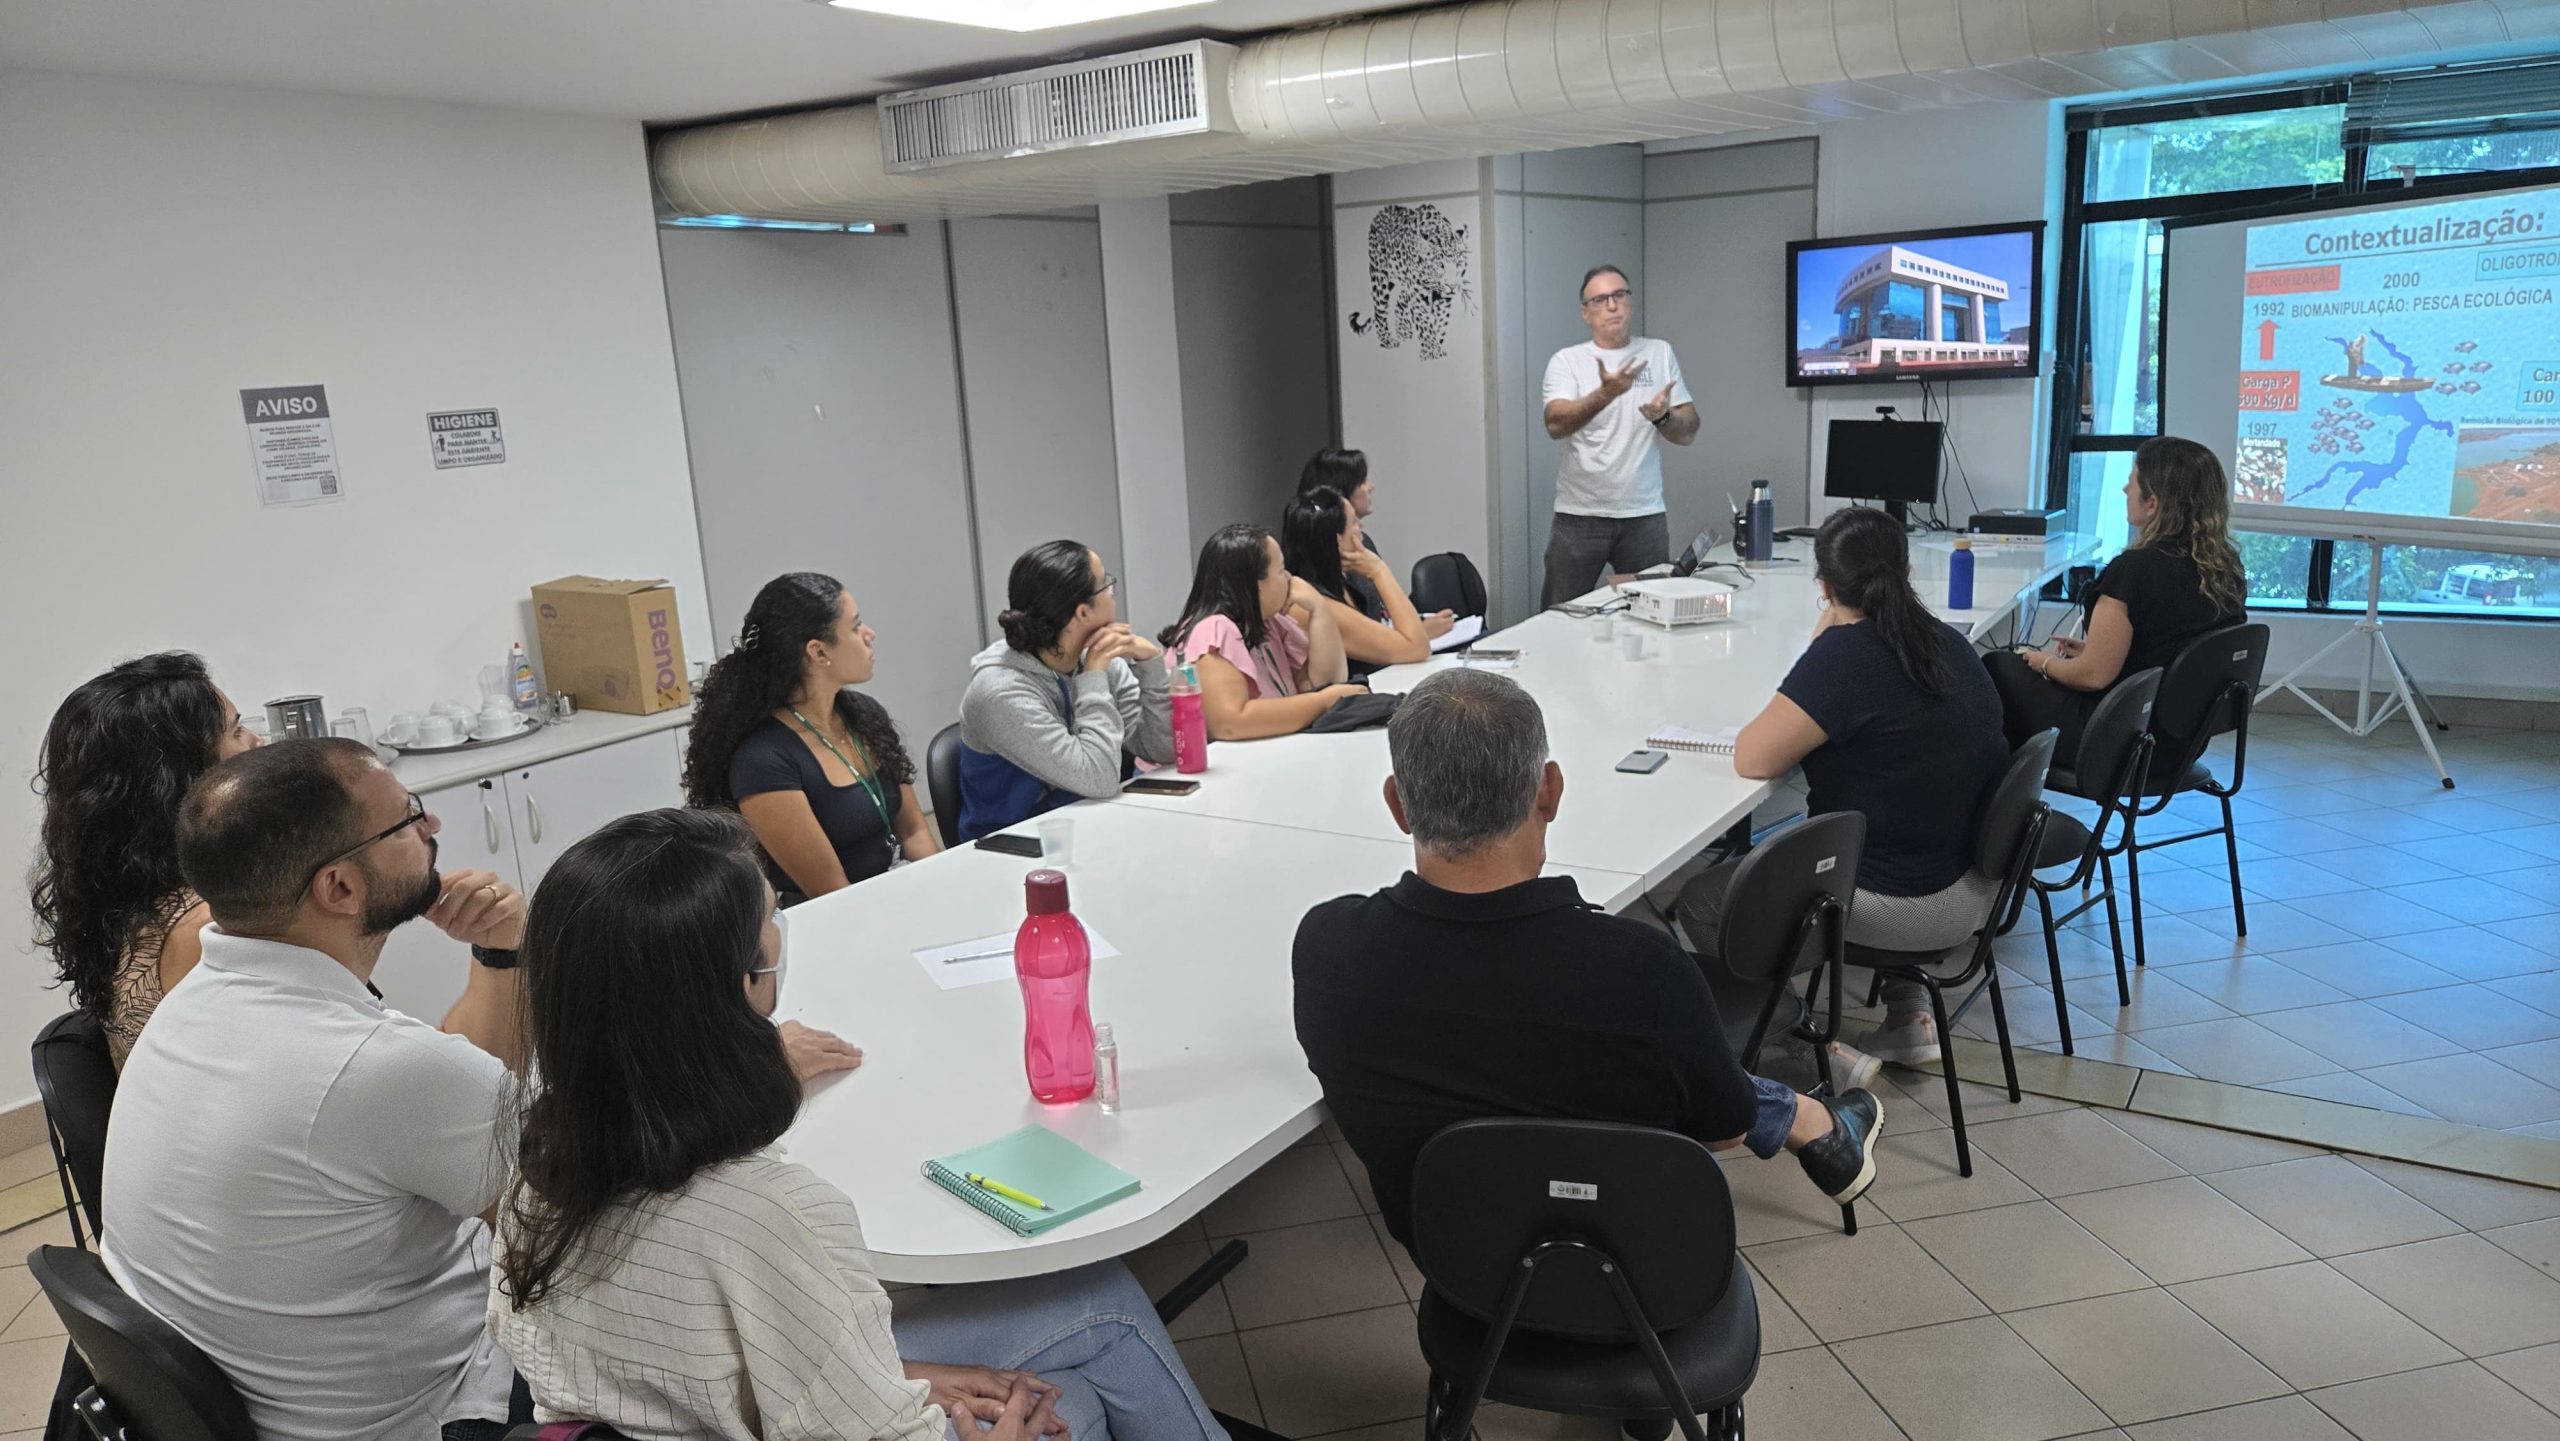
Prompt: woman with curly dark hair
<box><xmin>681</xmin><ymin>573</ymin><xmax>939</xmax><ymax>904</ymax></box>
<box><xmin>30</xmin><ymin>652</ymin><xmax>263</xmax><ymax>1065</ymax></box>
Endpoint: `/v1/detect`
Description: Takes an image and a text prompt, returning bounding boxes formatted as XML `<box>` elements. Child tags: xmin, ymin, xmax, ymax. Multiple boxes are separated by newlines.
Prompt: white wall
<box><xmin>1795</xmin><ymin>102</ymin><xmax>2065</xmax><ymax>519</ymax></box>
<box><xmin>1334</xmin><ymin>161</ymin><xmax>1494</xmax><ymax>605</ymax></box>
<box><xmin>657</xmin><ymin>225</ymin><xmax>983</xmax><ymax>744</ymax></box>
<box><xmin>1644</xmin><ymin>139</ymin><xmax>1819</xmax><ymax>540</ymax></box>
<box><xmin>0</xmin><ymin>71</ymin><xmax>711</xmax><ymax>1113</ymax></box>
<box><xmin>947</xmin><ymin>213</ymin><xmax>1126</xmax><ymax>629</ymax></box>
<box><xmin>1171</xmin><ymin>178</ymin><xmax>1336</xmax><ymax>553</ymax></box>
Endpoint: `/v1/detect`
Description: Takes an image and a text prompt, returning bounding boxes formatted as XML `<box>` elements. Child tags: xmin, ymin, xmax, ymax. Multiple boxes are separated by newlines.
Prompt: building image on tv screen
<box><xmin>1792</xmin><ymin>228</ymin><xmax>2037</xmax><ymax>381</ymax></box>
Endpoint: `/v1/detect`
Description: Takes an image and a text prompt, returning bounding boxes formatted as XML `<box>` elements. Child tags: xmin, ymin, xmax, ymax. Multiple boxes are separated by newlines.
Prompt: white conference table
<box><xmin>779</xmin><ymin>531</ymin><xmax>2094</xmax><ymax>1283</ymax></box>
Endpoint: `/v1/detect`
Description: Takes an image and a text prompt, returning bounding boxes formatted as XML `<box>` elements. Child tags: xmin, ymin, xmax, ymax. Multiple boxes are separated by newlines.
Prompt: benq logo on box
<box><xmin>648</xmin><ymin>608</ymin><xmax>679</xmax><ymax>694</ymax></box>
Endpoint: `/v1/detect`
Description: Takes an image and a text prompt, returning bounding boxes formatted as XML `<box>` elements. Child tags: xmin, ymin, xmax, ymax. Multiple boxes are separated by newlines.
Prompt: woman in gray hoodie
<box><xmin>954</xmin><ymin>540</ymin><xmax>1177</xmax><ymax>841</ymax></box>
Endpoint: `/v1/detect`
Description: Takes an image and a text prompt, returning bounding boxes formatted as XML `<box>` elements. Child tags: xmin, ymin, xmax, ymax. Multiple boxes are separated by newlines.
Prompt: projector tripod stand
<box><xmin>2258</xmin><ymin>538</ymin><xmax>2455</xmax><ymax>789</ymax></box>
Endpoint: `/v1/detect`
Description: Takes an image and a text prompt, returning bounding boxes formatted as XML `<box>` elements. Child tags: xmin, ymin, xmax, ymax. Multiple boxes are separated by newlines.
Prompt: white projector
<box><xmin>1623</xmin><ymin>577</ymin><xmax>1735</xmax><ymax>628</ymax></box>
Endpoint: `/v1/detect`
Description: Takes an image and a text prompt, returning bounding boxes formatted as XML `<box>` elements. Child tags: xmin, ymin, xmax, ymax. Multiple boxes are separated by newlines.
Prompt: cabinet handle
<box><xmin>526</xmin><ymin>795</ymin><xmax>543</xmax><ymax>845</ymax></box>
<box><xmin>483</xmin><ymin>797</ymin><xmax>501</xmax><ymax>854</ymax></box>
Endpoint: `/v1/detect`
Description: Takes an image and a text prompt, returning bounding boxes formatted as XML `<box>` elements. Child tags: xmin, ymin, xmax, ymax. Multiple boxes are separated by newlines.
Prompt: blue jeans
<box><xmin>1743</xmin><ymin>1075</ymin><xmax>1800</xmax><ymax>1160</ymax></box>
<box><xmin>894</xmin><ymin>1261</ymin><xmax>1228</xmax><ymax>1441</ymax></box>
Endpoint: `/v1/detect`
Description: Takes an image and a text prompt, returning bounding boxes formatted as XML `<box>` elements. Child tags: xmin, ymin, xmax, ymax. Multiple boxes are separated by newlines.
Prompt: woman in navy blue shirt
<box><xmin>681</xmin><ymin>572</ymin><xmax>942</xmax><ymax>904</ymax></box>
<box><xmin>1676</xmin><ymin>506</ymin><xmax>2009</xmax><ymax>1072</ymax></box>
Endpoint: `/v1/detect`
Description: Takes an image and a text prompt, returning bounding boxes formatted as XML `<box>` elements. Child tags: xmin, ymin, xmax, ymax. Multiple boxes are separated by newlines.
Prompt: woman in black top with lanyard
<box><xmin>1984</xmin><ymin>435</ymin><xmax>2249</xmax><ymax>765</ymax></box>
<box><xmin>682</xmin><ymin>572</ymin><xmax>941</xmax><ymax>904</ymax></box>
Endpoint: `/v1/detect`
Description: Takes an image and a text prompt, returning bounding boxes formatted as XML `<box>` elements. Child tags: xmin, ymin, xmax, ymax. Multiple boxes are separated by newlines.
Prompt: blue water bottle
<box><xmin>1746</xmin><ymin>480</ymin><xmax>1774</xmax><ymax>563</ymax></box>
<box><xmin>1948</xmin><ymin>537</ymin><xmax>1976</xmax><ymax>611</ymax></box>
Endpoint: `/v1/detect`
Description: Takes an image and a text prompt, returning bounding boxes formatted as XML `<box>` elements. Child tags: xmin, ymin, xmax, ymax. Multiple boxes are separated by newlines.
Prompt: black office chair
<box><xmin>32</xmin><ymin>1011</ymin><xmax>116</xmax><ymax>1249</ymax></box>
<box><xmin>1692</xmin><ymin>813</ymin><xmax>1867</xmax><ymax>1231</ymax></box>
<box><xmin>2030</xmin><ymin>671</ymin><xmax>2164</xmax><ymax>1012</ymax></box>
<box><xmin>29</xmin><ymin>1245</ymin><xmax>255</xmax><ymax>1441</ymax></box>
<box><xmin>1409</xmin><ymin>552</ymin><xmax>1488</xmax><ymax>620</ymax></box>
<box><xmin>1411</xmin><ymin>1120</ymin><xmax>1758</xmax><ymax>1441</ymax></box>
<box><xmin>924</xmin><ymin>722</ymin><xmax>966</xmax><ymax>851</ymax></box>
<box><xmin>2110</xmin><ymin>624</ymin><xmax>2270</xmax><ymax>946</ymax></box>
<box><xmin>1843</xmin><ymin>731</ymin><xmax>2057</xmax><ymax>1177</ymax></box>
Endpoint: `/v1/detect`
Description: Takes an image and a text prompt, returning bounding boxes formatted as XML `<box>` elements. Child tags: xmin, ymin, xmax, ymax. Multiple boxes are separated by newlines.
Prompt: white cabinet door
<box><xmin>375</xmin><ymin>776</ymin><xmax>519</xmax><ymax>1023</ymax></box>
<box><xmin>509</xmin><ymin>728</ymin><xmax>687</xmax><ymax>892</ymax></box>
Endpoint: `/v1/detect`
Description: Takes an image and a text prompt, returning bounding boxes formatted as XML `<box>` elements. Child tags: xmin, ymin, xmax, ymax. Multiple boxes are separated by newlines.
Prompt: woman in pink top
<box><xmin>1160</xmin><ymin>524</ymin><xmax>1365</xmax><ymax>740</ymax></box>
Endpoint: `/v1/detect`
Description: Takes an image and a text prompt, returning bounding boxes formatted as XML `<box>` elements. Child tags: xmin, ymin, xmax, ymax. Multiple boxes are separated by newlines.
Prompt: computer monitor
<box><xmin>1823</xmin><ymin>418</ymin><xmax>1943</xmax><ymax>526</ymax></box>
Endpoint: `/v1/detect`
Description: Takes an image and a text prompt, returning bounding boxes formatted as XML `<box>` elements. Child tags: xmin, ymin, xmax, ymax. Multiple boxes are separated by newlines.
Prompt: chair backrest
<box><xmin>924</xmin><ymin>722</ymin><xmax>965</xmax><ymax>851</ymax></box>
<box><xmin>1408</xmin><ymin>552</ymin><xmax>1487</xmax><ymax>619</ymax></box>
<box><xmin>30</xmin><ymin>1246</ymin><xmax>257</xmax><ymax>1441</ymax></box>
<box><xmin>2074</xmin><ymin>668</ymin><xmax>2163</xmax><ymax>801</ymax></box>
<box><xmin>1411</xmin><ymin>1119</ymin><xmax>1737</xmax><ymax>1342</ymax></box>
<box><xmin>1711</xmin><ymin>812</ymin><xmax>1865</xmax><ymax>1056</ymax></box>
<box><xmin>1971</xmin><ymin>730</ymin><xmax>2060</xmax><ymax>882</ymax></box>
<box><xmin>32</xmin><ymin>1010</ymin><xmax>117</xmax><ymax>1238</ymax></box>
<box><xmin>2153</xmin><ymin>622</ymin><xmax>2269</xmax><ymax>764</ymax></box>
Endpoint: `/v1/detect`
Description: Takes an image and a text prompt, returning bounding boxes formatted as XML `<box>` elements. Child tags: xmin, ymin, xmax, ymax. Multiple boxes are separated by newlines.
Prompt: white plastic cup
<box><xmin>1593</xmin><ymin>613</ymin><xmax>1616</xmax><ymax>642</ymax></box>
<box><xmin>1619</xmin><ymin>630</ymin><xmax>1646</xmax><ymax>662</ymax></box>
<box><xmin>1038</xmin><ymin>815</ymin><xmax>1076</xmax><ymax>868</ymax></box>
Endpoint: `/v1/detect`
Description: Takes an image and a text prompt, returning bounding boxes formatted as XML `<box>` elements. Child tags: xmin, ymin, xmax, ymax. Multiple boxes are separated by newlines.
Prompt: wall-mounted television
<box><xmin>1785</xmin><ymin>221</ymin><xmax>2045</xmax><ymax>387</ymax></box>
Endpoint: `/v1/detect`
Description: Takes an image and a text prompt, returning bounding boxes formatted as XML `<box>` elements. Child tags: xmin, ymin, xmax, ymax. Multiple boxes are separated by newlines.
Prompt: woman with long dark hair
<box><xmin>956</xmin><ymin>539</ymin><xmax>1176</xmax><ymax>840</ymax></box>
<box><xmin>1159</xmin><ymin>525</ymin><xmax>1364</xmax><ymax>741</ymax></box>
<box><xmin>1985</xmin><ymin>435</ymin><xmax>2248</xmax><ymax>760</ymax></box>
<box><xmin>1280</xmin><ymin>487</ymin><xmax>1432</xmax><ymax>673</ymax></box>
<box><xmin>682</xmin><ymin>572</ymin><xmax>939</xmax><ymax>904</ymax></box>
<box><xmin>1675</xmin><ymin>506</ymin><xmax>2011</xmax><ymax>1073</ymax></box>
<box><xmin>1294</xmin><ymin>449</ymin><xmax>1455</xmax><ymax>640</ymax></box>
<box><xmin>30</xmin><ymin>652</ymin><xmax>262</xmax><ymax>1065</ymax></box>
<box><xmin>492</xmin><ymin>808</ymin><xmax>1227</xmax><ymax>1441</ymax></box>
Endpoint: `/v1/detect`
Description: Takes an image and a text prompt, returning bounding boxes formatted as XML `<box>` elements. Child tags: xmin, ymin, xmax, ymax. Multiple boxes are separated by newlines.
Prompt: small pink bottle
<box><xmin>1015</xmin><ymin>870</ymin><xmax>1096</xmax><ymax>1104</ymax></box>
<box><xmin>1169</xmin><ymin>661</ymin><xmax>1209</xmax><ymax>774</ymax></box>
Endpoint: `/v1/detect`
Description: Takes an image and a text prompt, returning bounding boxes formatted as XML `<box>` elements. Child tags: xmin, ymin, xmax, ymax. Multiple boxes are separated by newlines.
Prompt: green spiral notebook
<box><xmin>922</xmin><ymin>1125</ymin><xmax>1142</xmax><ymax>1238</ymax></box>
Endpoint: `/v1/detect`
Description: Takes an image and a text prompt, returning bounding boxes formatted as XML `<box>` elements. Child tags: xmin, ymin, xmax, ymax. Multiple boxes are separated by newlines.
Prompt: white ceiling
<box><xmin>0</xmin><ymin>0</ymin><xmax>1423</xmax><ymax>125</ymax></box>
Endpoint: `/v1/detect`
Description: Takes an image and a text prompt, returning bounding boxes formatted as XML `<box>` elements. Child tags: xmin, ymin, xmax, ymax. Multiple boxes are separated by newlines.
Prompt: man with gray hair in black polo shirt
<box><xmin>1292</xmin><ymin>667</ymin><xmax>1879</xmax><ymax>1253</ymax></box>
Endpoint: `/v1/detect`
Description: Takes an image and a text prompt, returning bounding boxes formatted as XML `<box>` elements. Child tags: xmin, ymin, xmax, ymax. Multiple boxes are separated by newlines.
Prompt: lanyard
<box><xmin>788</xmin><ymin>706</ymin><xmax>899</xmax><ymax>864</ymax></box>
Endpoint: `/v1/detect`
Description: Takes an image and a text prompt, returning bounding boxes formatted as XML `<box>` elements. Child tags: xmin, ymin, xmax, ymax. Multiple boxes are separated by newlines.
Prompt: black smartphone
<box><xmin>1615</xmin><ymin>749</ymin><xmax>1669</xmax><ymax>774</ymax></box>
<box><xmin>1123</xmin><ymin>776</ymin><xmax>1201</xmax><ymax>797</ymax></box>
<box><xmin>974</xmin><ymin>834</ymin><xmax>1043</xmax><ymax>858</ymax></box>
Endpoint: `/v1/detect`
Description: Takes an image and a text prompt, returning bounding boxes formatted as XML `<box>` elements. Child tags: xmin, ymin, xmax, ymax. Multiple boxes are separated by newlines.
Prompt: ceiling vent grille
<box><xmin>879</xmin><ymin>39</ymin><xmax>1239</xmax><ymax>172</ymax></box>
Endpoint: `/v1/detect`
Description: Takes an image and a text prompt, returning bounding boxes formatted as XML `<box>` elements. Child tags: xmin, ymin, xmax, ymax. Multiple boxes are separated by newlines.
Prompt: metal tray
<box><xmin>391</xmin><ymin>713</ymin><xmax>550</xmax><ymax>756</ymax></box>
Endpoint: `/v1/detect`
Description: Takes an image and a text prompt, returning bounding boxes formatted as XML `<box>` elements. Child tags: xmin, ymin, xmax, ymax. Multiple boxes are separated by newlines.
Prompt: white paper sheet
<box><xmin>915</xmin><ymin>928</ymin><xmax>1123</xmax><ymax>990</ymax></box>
<box><xmin>1429</xmin><ymin>615</ymin><xmax>1488</xmax><ymax>652</ymax></box>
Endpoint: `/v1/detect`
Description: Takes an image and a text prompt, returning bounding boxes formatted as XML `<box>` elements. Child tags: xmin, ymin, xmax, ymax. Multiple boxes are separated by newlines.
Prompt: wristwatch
<box><xmin>1647</xmin><ymin>410</ymin><xmax>1669</xmax><ymax>428</ymax></box>
<box><xmin>471</xmin><ymin>945</ymin><xmax>519</xmax><ymax>970</ymax></box>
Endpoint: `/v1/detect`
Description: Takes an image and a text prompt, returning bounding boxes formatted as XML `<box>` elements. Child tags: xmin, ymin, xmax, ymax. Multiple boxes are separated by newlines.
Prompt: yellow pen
<box><xmin>966</xmin><ymin>1172</ymin><xmax>1052</xmax><ymax>1212</ymax></box>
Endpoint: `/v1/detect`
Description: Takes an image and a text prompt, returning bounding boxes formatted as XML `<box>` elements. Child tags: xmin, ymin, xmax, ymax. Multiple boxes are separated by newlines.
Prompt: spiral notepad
<box><xmin>1647</xmin><ymin>724</ymin><xmax>1740</xmax><ymax>754</ymax></box>
<box><xmin>922</xmin><ymin>1125</ymin><xmax>1141</xmax><ymax>1238</ymax></box>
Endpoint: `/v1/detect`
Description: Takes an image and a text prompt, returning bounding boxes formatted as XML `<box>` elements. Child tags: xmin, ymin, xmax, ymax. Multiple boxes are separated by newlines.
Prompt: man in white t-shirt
<box><xmin>1540</xmin><ymin>263</ymin><xmax>1699</xmax><ymax>607</ymax></box>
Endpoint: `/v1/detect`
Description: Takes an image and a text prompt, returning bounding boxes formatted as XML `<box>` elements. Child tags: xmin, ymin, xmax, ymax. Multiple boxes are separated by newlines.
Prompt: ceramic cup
<box><xmin>417</xmin><ymin>715</ymin><xmax>459</xmax><ymax>747</ymax></box>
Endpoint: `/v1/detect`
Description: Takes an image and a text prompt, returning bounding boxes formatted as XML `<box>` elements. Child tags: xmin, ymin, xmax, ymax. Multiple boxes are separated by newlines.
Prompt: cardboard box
<box><xmin>532</xmin><ymin>576</ymin><xmax>690</xmax><ymax>715</ymax></box>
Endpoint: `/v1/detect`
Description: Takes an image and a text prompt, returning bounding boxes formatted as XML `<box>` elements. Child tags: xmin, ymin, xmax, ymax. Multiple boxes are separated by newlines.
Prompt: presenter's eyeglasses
<box><xmin>1582</xmin><ymin>287</ymin><xmax>1634</xmax><ymax>310</ymax></box>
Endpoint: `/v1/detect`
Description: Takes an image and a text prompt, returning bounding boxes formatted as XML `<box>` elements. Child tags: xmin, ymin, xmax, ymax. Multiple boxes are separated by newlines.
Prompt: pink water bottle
<box><xmin>1015</xmin><ymin>870</ymin><xmax>1096</xmax><ymax>1104</ymax></box>
<box><xmin>1169</xmin><ymin>661</ymin><xmax>1208</xmax><ymax>774</ymax></box>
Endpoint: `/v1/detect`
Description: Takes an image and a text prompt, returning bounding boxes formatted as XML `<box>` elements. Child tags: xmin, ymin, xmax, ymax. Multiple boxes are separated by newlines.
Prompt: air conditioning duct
<box><xmin>879</xmin><ymin>40</ymin><xmax>1240</xmax><ymax>172</ymax></box>
<box><xmin>652</xmin><ymin>0</ymin><xmax>2560</xmax><ymax>224</ymax></box>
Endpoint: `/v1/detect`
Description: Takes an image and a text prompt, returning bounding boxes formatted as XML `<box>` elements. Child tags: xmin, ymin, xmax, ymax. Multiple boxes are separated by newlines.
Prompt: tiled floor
<box><xmin>11</xmin><ymin>1102</ymin><xmax>2560</xmax><ymax>1438</ymax></box>
<box><xmin>1123</xmin><ymin>1096</ymin><xmax>2560</xmax><ymax>1441</ymax></box>
<box><xmin>1942</xmin><ymin>711</ymin><xmax>2560</xmax><ymax>1140</ymax></box>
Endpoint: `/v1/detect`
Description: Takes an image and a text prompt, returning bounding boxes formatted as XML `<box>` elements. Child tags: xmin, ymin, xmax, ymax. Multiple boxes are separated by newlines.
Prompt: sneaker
<box><xmin>1858</xmin><ymin>1014</ymin><xmax>1941</xmax><ymax>1067</ymax></box>
<box><xmin>1797</xmin><ymin>1089</ymin><xmax>1883</xmax><ymax>1205</ymax></box>
<box><xmin>1824</xmin><ymin>1041</ymin><xmax>1884</xmax><ymax>1095</ymax></box>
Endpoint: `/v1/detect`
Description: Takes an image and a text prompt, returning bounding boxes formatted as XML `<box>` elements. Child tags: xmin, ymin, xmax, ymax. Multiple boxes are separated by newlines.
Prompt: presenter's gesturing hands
<box><xmin>1596</xmin><ymin>356</ymin><xmax>1644</xmax><ymax>400</ymax></box>
<box><xmin>1638</xmin><ymin>383</ymin><xmax>1677</xmax><ymax>423</ymax></box>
